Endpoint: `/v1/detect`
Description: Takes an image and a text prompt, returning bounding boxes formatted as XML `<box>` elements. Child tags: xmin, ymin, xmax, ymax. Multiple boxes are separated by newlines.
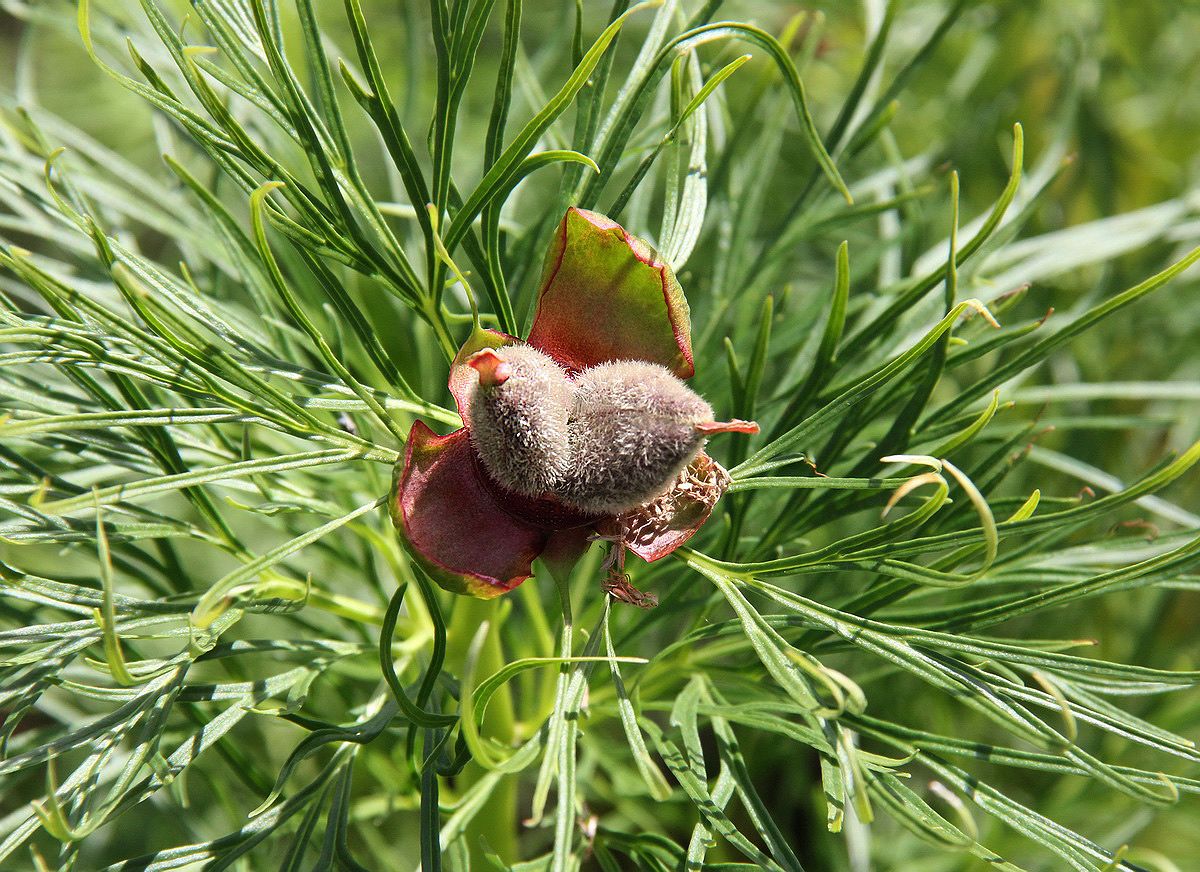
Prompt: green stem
<box><xmin>446</xmin><ymin>596</ymin><xmax>518</xmax><ymax>863</ymax></box>
<box><xmin>424</xmin><ymin>298</ymin><xmax>459</xmax><ymax>361</ymax></box>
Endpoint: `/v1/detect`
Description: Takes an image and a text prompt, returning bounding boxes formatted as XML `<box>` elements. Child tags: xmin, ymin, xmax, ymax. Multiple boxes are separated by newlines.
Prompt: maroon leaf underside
<box><xmin>526</xmin><ymin>207</ymin><xmax>695</xmax><ymax>378</ymax></box>
<box><xmin>485</xmin><ymin>485</ymin><xmax>602</xmax><ymax>532</ymax></box>
<box><xmin>623</xmin><ymin>506</ymin><xmax>710</xmax><ymax>562</ymax></box>
<box><xmin>391</xmin><ymin>422</ymin><xmax>548</xmax><ymax>598</ymax></box>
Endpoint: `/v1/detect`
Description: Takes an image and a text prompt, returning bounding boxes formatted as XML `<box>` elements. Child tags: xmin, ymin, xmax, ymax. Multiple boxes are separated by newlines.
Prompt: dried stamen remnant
<box><xmin>602</xmin><ymin>570</ymin><xmax>659</xmax><ymax>609</ymax></box>
<box><xmin>598</xmin><ymin>453</ymin><xmax>732</xmax><ymax>552</ymax></box>
<box><xmin>465</xmin><ymin>344</ymin><xmax>574</xmax><ymax>497</ymax></box>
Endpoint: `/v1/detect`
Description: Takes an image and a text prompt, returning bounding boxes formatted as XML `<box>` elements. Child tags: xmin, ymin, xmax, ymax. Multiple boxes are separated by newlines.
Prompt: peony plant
<box><xmin>1</xmin><ymin>1</ymin><xmax>1198</xmax><ymax>870</ymax></box>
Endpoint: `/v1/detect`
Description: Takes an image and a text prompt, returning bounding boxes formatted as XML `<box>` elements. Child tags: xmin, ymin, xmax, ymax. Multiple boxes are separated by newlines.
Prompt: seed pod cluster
<box><xmin>465</xmin><ymin>344</ymin><xmax>743</xmax><ymax>516</ymax></box>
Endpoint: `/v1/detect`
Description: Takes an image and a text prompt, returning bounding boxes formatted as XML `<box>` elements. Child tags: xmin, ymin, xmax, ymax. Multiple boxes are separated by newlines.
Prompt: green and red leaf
<box><xmin>527</xmin><ymin>207</ymin><xmax>694</xmax><ymax>378</ymax></box>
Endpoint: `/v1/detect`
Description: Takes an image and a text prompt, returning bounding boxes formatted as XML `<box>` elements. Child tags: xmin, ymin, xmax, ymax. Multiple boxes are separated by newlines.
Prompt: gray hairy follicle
<box><xmin>557</xmin><ymin>360</ymin><xmax>757</xmax><ymax>515</ymax></box>
<box><xmin>464</xmin><ymin>344</ymin><xmax>574</xmax><ymax>498</ymax></box>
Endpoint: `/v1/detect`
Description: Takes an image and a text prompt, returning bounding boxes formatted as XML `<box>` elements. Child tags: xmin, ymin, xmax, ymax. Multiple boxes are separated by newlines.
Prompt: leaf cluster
<box><xmin>0</xmin><ymin>1</ymin><xmax>1198</xmax><ymax>870</ymax></box>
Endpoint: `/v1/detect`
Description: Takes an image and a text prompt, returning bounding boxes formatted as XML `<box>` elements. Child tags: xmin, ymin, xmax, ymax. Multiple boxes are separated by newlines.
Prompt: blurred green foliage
<box><xmin>1</xmin><ymin>1</ymin><xmax>1198</xmax><ymax>869</ymax></box>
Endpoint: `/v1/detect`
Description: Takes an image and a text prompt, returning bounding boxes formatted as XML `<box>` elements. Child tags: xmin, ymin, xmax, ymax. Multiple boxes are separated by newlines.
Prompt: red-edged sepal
<box><xmin>527</xmin><ymin>208</ymin><xmax>694</xmax><ymax>378</ymax></box>
<box><xmin>597</xmin><ymin>452</ymin><xmax>730</xmax><ymax>562</ymax></box>
<box><xmin>390</xmin><ymin>423</ymin><xmax>548</xmax><ymax>598</ymax></box>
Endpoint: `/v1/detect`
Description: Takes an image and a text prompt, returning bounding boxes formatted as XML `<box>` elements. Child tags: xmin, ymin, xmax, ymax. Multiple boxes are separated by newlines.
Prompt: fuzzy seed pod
<box><xmin>559</xmin><ymin>361</ymin><xmax>717</xmax><ymax>514</ymax></box>
<box><xmin>465</xmin><ymin>344</ymin><xmax>574</xmax><ymax>497</ymax></box>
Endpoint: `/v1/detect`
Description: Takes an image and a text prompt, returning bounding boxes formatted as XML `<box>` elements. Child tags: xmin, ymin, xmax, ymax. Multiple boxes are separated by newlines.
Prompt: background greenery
<box><xmin>1</xmin><ymin>1</ymin><xmax>1199</xmax><ymax>870</ymax></box>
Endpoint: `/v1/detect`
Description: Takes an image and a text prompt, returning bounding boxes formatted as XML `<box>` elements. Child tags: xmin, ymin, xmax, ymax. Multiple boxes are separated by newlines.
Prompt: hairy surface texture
<box><xmin>466</xmin><ymin>344</ymin><xmax>574</xmax><ymax>496</ymax></box>
<box><xmin>560</xmin><ymin>360</ymin><xmax>713</xmax><ymax>514</ymax></box>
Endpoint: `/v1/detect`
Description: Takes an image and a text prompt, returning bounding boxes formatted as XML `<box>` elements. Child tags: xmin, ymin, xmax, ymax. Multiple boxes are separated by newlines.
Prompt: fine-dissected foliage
<box><xmin>1</xmin><ymin>1</ymin><xmax>1198</xmax><ymax>870</ymax></box>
